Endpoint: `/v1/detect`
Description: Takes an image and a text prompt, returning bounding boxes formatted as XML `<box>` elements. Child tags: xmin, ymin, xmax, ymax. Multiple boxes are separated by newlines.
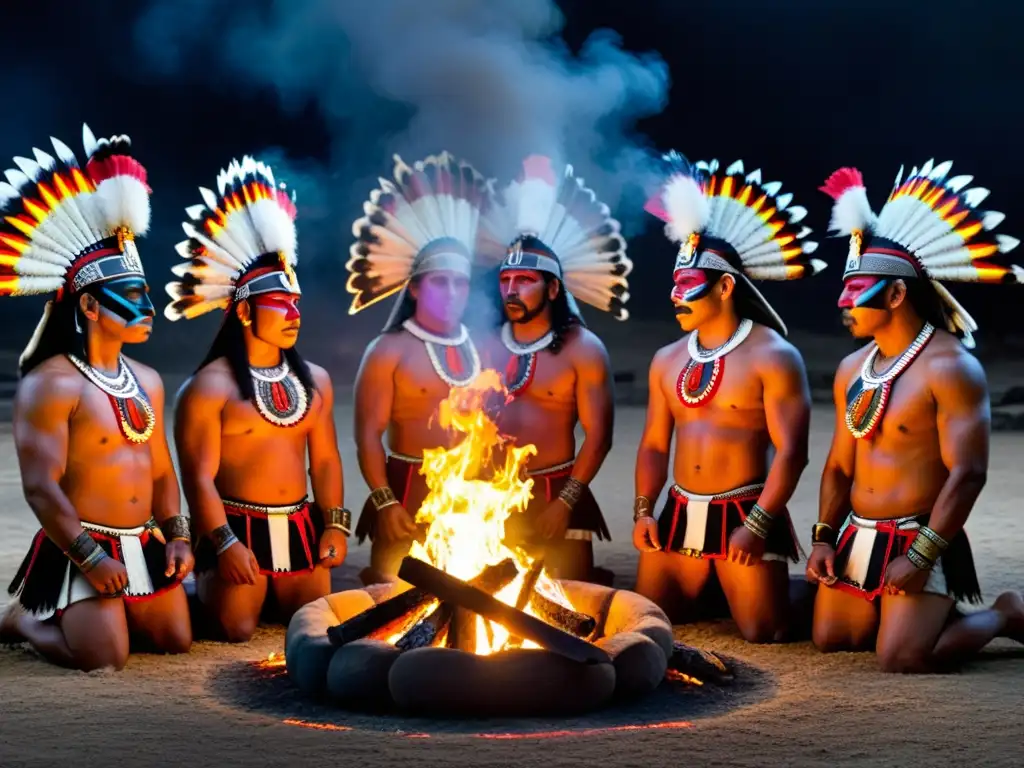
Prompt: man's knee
<box><xmin>219</xmin><ymin>615</ymin><xmax>259</xmax><ymax>644</ymax></box>
<box><xmin>155</xmin><ymin>621</ymin><xmax>193</xmax><ymax>654</ymax></box>
<box><xmin>737</xmin><ymin>617</ymin><xmax>787</xmax><ymax>644</ymax></box>
<box><xmin>876</xmin><ymin>645</ymin><xmax>933</xmax><ymax>674</ymax></box>
<box><xmin>75</xmin><ymin>634</ymin><xmax>130</xmax><ymax>672</ymax></box>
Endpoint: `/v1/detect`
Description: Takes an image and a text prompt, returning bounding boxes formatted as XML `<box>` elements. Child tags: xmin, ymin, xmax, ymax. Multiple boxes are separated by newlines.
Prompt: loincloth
<box><xmin>657</xmin><ymin>483</ymin><xmax>803</xmax><ymax>563</ymax></box>
<box><xmin>509</xmin><ymin>460</ymin><xmax>611</xmax><ymax>544</ymax></box>
<box><xmin>355</xmin><ymin>453</ymin><xmax>429</xmax><ymax>544</ymax></box>
<box><xmin>830</xmin><ymin>512</ymin><xmax>982</xmax><ymax>604</ymax></box>
<box><xmin>194</xmin><ymin>498</ymin><xmax>322</xmax><ymax>577</ymax></box>
<box><xmin>7</xmin><ymin>519</ymin><xmax>183</xmax><ymax>621</ymax></box>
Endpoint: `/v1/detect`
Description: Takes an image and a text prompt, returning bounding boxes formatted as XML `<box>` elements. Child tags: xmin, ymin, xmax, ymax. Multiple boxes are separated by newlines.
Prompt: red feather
<box><xmin>520</xmin><ymin>155</ymin><xmax>557</xmax><ymax>185</ymax></box>
<box><xmin>819</xmin><ymin>167</ymin><xmax>864</xmax><ymax>200</ymax></box>
<box><xmin>86</xmin><ymin>154</ymin><xmax>151</xmax><ymax>191</ymax></box>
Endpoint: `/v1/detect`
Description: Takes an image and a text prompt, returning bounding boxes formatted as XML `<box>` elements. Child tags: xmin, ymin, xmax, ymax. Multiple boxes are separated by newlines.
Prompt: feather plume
<box><xmin>164</xmin><ymin>156</ymin><xmax>299</xmax><ymax>322</ymax></box>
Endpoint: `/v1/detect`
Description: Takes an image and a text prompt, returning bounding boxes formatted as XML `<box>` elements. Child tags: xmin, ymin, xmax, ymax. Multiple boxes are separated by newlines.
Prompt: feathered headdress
<box><xmin>477</xmin><ymin>155</ymin><xmax>632</xmax><ymax>322</ymax></box>
<box><xmin>1</xmin><ymin>124</ymin><xmax>152</xmax><ymax>365</ymax></box>
<box><xmin>820</xmin><ymin>160</ymin><xmax>1023</xmax><ymax>347</ymax></box>
<box><xmin>644</xmin><ymin>153</ymin><xmax>825</xmax><ymax>337</ymax></box>
<box><xmin>164</xmin><ymin>156</ymin><xmax>299</xmax><ymax>322</ymax></box>
<box><xmin>346</xmin><ymin>152</ymin><xmax>493</xmax><ymax>332</ymax></box>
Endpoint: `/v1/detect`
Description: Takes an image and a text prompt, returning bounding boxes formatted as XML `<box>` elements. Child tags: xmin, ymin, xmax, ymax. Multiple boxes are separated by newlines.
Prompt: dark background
<box><xmin>2</xmin><ymin>0</ymin><xmax>1022</xmax><ymax>379</ymax></box>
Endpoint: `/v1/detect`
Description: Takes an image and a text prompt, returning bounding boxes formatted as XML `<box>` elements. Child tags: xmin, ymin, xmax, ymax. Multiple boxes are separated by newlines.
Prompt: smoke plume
<box><xmin>133</xmin><ymin>0</ymin><xmax>671</xmax><ymax>248</ymax></box>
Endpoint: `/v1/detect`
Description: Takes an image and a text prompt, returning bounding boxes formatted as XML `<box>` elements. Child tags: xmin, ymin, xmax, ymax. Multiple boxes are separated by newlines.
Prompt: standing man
<box><xmin>1</xmin><ymin>125</ymin><xmax>193</xmax><ymax>669</ymax></box>
<box><xmin>632</xmin><ymin>155</ymin><xmax>824</xmax><ymax>642</ymax></box>
<box><xmin>346</xmin><ymin>152</ymin><xmax>494</xmax><ymax>583</ymax></box>
<box><xmin>167</xmin><ymin>157</ymin><xmax>348</xmax><ymax>642</ymax></box>
<box><xmin>475</xmin><ymin>155</ymin><xmax>631</xmax><ymax>582</ymax></box>
<box><xmin>810</xmin><ymin>161</ymin><xmax>1024</xmax><ymax>671</ymax></box>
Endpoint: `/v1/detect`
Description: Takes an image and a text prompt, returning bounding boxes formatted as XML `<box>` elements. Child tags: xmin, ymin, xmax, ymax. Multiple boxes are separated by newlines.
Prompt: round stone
<box><xmin>388</xmin><ymin>646</ymin><xmax>617</xmax><ymax>717</ymax></box>
<box><xmin>326</xmin><ymin>639</ymin><xmax>402</xmax><ymax>708</ymax></box>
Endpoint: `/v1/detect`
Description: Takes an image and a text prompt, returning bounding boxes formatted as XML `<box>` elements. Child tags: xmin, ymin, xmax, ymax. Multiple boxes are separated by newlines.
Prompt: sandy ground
<box><xmin>1</xmin><ymin>403</ymin><xmax>1023</xmax><ymax>767</ymax></box>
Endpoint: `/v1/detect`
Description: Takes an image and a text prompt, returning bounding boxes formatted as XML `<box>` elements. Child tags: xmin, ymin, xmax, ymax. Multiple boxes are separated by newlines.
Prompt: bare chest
<box><xmin>221</xmin><ymin>389</ymin><xmax>318</xmax><ymax>440</ymax></box>
<box><xmin>662</xmin><ymin>347</ymin><xmax>766</xmax><ymax>425</ymax></box>
<box><xmin>503</xmin><ymin>349</ymin><xmax>576</xmax><ymax>405</ymax></box>
<box><xmin>845</xmin><ymin>364</ymin><xmax>937</xmax><ymax>447</ymax></box>
<box><xmin>67</xmin><ymin>384</ymin><xmax>154</xmax><ymax>459</ymax></box>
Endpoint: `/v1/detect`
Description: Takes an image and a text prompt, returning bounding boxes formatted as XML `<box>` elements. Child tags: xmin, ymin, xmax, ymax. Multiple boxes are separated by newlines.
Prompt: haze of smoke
<box><xmin>133</xmin><ymin>0</ymin><xmax>671</xmax><ymax>251</ymax></box>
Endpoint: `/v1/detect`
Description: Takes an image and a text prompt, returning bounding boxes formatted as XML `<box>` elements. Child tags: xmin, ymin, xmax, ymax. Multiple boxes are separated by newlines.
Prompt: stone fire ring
<box><xmin>285</xmin><ymin>581</ymin><xmax>674</xmax><ymax>717</ymax></box>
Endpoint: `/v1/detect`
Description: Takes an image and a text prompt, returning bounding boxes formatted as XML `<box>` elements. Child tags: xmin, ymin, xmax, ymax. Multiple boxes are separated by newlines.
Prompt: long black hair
<box><xmin>701</xmin><ymin>268</ymin><xmax>787</xmax><ymax>335</ymax></box>
<box><xmin>19</xmin><ymin>295</ymin><xmax>88</xmax><ymax>377</ymax></box>
<box><xmin>904</xmin><ymin>278</ymin><xmax>949</xmax><ymax>334</ymax></box>
<box><xmin>196</xmin><ymin>306</ymin><xmax>315</xmax><ymax>399</ymax></box>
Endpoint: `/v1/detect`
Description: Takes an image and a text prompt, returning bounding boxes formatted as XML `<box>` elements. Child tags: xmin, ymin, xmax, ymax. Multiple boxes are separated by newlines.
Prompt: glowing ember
<box><xmin>258</xmin><ymin>652</ymin><xmax>287</xmax><ymax>669</ymax></box>
<box><xmin>399</xmin><ymin>370</ymin><xmax>577</xmax><ymax>655</ymax></box>
<box><xmin>665</xmin><ymin>668</ymin><xmax>704</xmax><ymax>686</ymax></box>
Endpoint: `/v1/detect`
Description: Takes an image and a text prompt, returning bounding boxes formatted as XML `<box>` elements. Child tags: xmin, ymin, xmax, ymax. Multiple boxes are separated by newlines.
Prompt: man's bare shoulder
<box><xmin>923</xmin><ymin>332</ymin><xmax>987</xmax><ymax>397</ymax></box>
<box><xmin>749</xmin><ymin>327</ymin><xmax>802</xmax><ymax>378</ymax></box>
<box><xmin>177</xmin><ymin>360</ymin><xmax>236</xmax><ymax>407</ymax></box>
<box><xmin>362</xmin><ymin>332</ymin><xmax>407</xmax><ymax>363</ymax></box>
<box><xmin>15</xmin><ymin>357</ymin><xmax>84</xmax><ymax>409</ymax></box>
<box><xmin>305</xmin><ymin>361</ymin><xmax>333</xmax><ymax>391</ymax></box>
<box><xmin>564</xmin><ymin>326</ymin><xmax>609</xmax><ymax>358</ymax></box>
<box><xmin>836</xmin><ymin>342</ymin><xmax>874</xmax><ymax>380</ymax></box>
<box><xmin>651</xmin><ymin>336</ymin><xmax>687</xmax><ymax>367</ymax></box>
<box><xmin>121</xmin><ymin>355</ymin><xmax>165</xmax><ymax>396</ymax></box>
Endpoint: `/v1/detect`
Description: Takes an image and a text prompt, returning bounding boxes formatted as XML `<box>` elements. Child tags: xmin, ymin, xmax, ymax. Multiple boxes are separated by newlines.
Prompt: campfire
<box><xmin>283</xmin><ymin>372</ymin><xmax>725</xmax><ymax>716</ymax></box>
<box><xmin>328</xmin><ymin>371</ymin><xmax>603</xmax><ymax>658</ymax></box>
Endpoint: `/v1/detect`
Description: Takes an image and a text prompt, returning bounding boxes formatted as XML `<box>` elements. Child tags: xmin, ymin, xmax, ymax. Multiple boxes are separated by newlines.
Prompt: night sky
<box><xmin>2</xmin><ymin>0</ymin><xmax>1022</xmax><ymax>357</ymax></box>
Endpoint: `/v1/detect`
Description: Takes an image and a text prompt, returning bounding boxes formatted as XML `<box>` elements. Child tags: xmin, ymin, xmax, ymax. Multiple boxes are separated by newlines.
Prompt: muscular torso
<box><xmin>657</xmin><ymin>328</ymin><xmax>775</xmax><ymax>494</ymax></box>
<box><xmin>388</xmin><ymin>332</ymin><xmax>480</xmax><ymax>455</ymax></box>
<box><xmin>482</xmin><ymin>333</ymin><xmax>579</xmax><ymax>469</ymax></box>
<box><xmin>183</xmin><ymin>359</ymin><xmax>321</xmax><ymax>504</ymax></box>
<box><xmin>843</xmin><ymin>338</ymin><xmax>952</xmax><ymax>519</ymax></box>
<box><xmin>34</xmin><ymin>356</ymin><xmax>155</xmax><ymax>528</ymax></box>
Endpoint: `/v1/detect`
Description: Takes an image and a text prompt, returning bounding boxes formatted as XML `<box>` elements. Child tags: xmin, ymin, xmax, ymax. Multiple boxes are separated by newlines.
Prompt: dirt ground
<box><xmin>1</xmin><ymin>403</ymin><xmax>1022</xmax><ymax>768</ymax></box>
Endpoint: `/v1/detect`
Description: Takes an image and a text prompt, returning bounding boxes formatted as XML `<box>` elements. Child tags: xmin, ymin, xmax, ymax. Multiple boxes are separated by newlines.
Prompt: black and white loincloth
<box><xmin>7</xmin><ymin>519</ymin><xmax>182</xmax><ymax>621</ymax></box>
<box><xmin>831</xmin><ymin>512</ymin><xmax>982</xmax><ymax>603</ymax></box>
<box><xmin>194</xmin><ymin>497</ymin><xmax>322</xmax><ymax>577</ymax></box>
<box><xmin>656</xmin><ymin>483</ymin><xmax>803</xmax><ymax>563</ymax></box>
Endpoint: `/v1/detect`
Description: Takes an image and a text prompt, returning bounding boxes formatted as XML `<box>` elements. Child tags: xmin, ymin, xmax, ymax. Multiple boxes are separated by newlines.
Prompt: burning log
<box><xmin>507</xmin><ymin>559</ymin><xmax>545</xmax><ymax>649</ymax></box>
<box><xmin>327</xmin><ymin>587</ymin><xmax>435</xmax><ymax>647</ymax></box>
<box><xmin>668</xmin><ymin>642</ymin><xmax>734</xmax><ymax>685</ymax></box>
<box><xmin>329</xmin><ymin>558</ymin><xmax>519</xmax><ymax>648</ymax></box>
<box><xmin>398</xmin><ymin>556</ymin><xmax>611</xmax><ymax>666</ymax></box>
<box><xmin>395</xmin><ymin>602</ymin><xmax>454</xmax><ymax>651</ymax></box>
<box><xmin>447</xmin><ymin>607</ymin><xmax>478</xmax><ymax>652</ymax></box>
<box><xmin>529</xmin><ymin>592</ymin><xmax>597</xmax><ymax>640</ymax></box>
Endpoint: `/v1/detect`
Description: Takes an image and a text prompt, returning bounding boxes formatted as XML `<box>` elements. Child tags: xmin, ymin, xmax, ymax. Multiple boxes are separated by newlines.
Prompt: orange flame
<box><xmin>402</xmin><ymin>369</ymin><xmax>576</xmax><ymax>655</ymax></box>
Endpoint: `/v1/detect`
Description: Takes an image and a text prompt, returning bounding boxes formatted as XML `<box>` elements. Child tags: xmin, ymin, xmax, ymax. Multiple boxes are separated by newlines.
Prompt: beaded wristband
<box><xmin>162</xmin><ymin>515</ymin><xmax>192</xmax><ymax>543</ymax></box>
<box><xmin>811</xmin><ymin>522</ymin><xmax>837</xmax><ymax>548</ymax></box>
<box><xmin>210</xmin><ymin>524</ymin><xmax>239</xmax><ymax>556</ymax></box>
<box><xmin>633</xmin><ymin>495</ymin><xmax>653</xmax><ymax>522</ymax></box>
<box><xmin>558</xmin><ymin>478</ymin><xmax>586</xmax><ymax>510</ymax></box>
<box><xmin>370</xmin><ymin>486</ymin><xmax>399</xmax><ymax>511</ymax></box>
<box><xmin>324</xmin><ymin>506</ymin><xmax>352</xmax><ymax>536</ymax></box>
<box><xmin>742</xmin><ymin>503</ymin><xmax>775</xmax><ymax>540</ymax></box>
<box><xmin>65</xmin><ymin>532</ymin><xmax>108</xmax><ymax>573</ymax></box>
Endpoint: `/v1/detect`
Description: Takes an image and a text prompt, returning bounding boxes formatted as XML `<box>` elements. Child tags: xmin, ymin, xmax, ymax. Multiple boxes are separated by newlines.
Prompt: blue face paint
<box><xmin>854</xmin><ymin>278</ymin><xmax>890</xmax><ymax>308</ymax></box>
<box><xmin>95</xmin><ymin>277</ymin><xmax>155</xmax><ymax>325</ymax></box>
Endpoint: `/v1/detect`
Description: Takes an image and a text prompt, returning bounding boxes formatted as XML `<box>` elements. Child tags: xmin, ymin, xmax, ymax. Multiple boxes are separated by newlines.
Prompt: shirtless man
<box><xmin>474</xmin><ymin>156</ymin><xmax>632</xmax><ymax>581</ymax></box>
<box><xmin>1</xmin><ymin>125</ymin><xmax>193</xmax><ymax>670</ymax></box>
<box><xmin>346</xmin><ymin>153</ymin><xmax>493</xmax><ymax>583</ymax></box>
<box><xmin>809</xmin><ymin>162</ymin><xmax>1024</xmax><ymax>671</ymax></box>
<box><xmin>166</xmin><ymin>158</ymin><xmax>348</xmax><ymax>641</ymax></box>
<box><xmin>632</xmin><ymin>156</ymin><xmax>825</xmax><ymax>642</ymax></box>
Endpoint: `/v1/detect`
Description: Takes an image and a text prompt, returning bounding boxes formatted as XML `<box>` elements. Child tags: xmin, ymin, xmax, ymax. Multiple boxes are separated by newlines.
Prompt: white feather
<box><xmin>827</xmin><ymin>186</ymin><xmax>874</xmax><ymax>235</ymax></box>
<box><xmin>662</xmin><ymin>174</ymin><xmax>710</xmax><ymax>243</ymax></box>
